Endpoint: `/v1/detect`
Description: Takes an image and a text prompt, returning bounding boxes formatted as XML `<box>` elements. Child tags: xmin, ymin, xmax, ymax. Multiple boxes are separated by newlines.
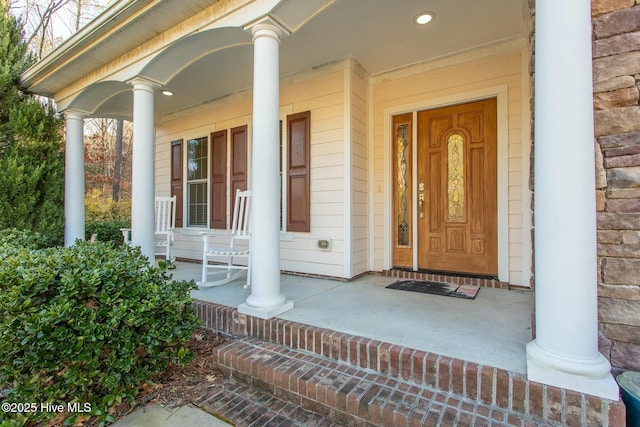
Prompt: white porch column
<box><xmin>64</xmin><ymin>110</ymin><xmax>86</xmax><ymax>246</ymax></box>
<box><xmin>130</xmin><ymin>78</ymin><xmax>158</xmax><ymax>262</ymax></box>
<box><xmin>527</xmin><ymin>0</ymin><xmax>618</xmax><ymax>400</ymax></box>
<box><xmin>238</xmin><ymin>17</ymin><xmax>293</xmax><ymax>319</ymax></box>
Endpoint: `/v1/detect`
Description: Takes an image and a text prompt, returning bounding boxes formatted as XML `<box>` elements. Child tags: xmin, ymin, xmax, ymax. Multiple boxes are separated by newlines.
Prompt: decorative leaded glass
<box><xmin>396</xmin><ymin>124</ymin><xmax>409</xmax><ymax>246</ymax></box>
<box><xmin>447</xmin><ymin>133</ymin><xmax>465</xmax><ymax>222</ymax></box>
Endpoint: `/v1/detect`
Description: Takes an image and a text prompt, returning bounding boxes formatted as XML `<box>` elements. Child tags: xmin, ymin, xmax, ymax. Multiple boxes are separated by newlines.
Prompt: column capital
<box><xmin>63</xmin><ymin>109</ymin><xmax>89</xmax><ymax>121</ymax></box>
<box><xmin>127</xmin><ymin>76</ymin><xmax>162</xmax><ymax>93</ymax></box>
<box><xmin>244</xmin><ymin>15</ymin><xmax>290</xmax><ymax>43</ymax></box>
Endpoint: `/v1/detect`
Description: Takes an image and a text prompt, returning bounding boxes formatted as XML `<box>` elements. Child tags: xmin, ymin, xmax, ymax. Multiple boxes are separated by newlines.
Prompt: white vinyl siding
<box><xmin>155</xmin><ymin>60</ymin><xmax>352</xmax><ymax>278</ymax></box>
<box><xmin>154</xmin><ymin>45</ymin><xmax>531</xmax><ymax>285</ymax></box>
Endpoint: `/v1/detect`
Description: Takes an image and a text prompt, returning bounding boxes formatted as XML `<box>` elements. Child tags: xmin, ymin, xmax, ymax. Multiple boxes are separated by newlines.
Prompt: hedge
<box><xmin>0</xmin><ymin>235</ymin><xmax>199</xmax><ymax>425</ymax></box>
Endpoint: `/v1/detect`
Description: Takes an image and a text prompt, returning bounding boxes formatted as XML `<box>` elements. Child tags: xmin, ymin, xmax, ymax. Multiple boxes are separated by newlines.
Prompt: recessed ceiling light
<box><xmin>161</xmin><ymin>90</ymin><xmax>174</xmax><ymax>96</ymax></box>
<box><xmin>414</xmin><ymin>12</ymin><xmax>435</xmax><ymax>25</ymax></box>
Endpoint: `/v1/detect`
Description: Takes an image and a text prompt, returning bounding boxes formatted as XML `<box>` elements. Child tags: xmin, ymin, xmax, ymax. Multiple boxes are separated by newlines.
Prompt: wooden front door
<box><xmin>417</xmin><ymin>98</ymin><xmax>497</xmax><ymax>276</ymax></box>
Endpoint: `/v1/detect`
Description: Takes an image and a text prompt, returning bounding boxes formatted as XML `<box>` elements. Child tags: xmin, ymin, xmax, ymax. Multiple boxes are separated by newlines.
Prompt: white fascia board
<box><xmin>20</xmin><ymin>0</ymin><xmax>153</xmax><ymax>89</ymax></box>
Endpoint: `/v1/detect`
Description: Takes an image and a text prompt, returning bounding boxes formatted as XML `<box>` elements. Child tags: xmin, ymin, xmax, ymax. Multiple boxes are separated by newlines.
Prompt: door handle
<box><xmin>419</xmin><ymin>194</ymin><xmax>425</xmax><ymax>219</ymax></box>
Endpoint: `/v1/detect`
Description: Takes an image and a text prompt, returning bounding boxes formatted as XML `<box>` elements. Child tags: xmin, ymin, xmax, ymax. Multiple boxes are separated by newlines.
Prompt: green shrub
<box><xmin>0</xmin><ymin>227</ymin><xmax>56</xmax><ymax>249</ymax></box>
<box><xmin>86</xmin><ymin>220</ymin><xmax>130</xmax><ymax>244</ymax></box>
<box><xmin>0</xmin><ymin>240</ymin><xmax>199</xmax><ymax>425</ymax></box>
<box><xmin>84</xmin><ymin>189</ymin><xmax>131</xmax><ymax>245</ymax></box>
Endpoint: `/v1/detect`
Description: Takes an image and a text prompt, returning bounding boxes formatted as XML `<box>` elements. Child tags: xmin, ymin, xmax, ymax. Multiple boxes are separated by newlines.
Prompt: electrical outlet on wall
<box><xmin>317</xmin><ymin>239</ymin><xmax>331</xmax><ymax>251</ymax></box>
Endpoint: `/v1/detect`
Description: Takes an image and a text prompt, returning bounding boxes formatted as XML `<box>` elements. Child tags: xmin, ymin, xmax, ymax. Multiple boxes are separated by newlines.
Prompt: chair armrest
<box><xmin>121</xmin><ymin>228</ymin><xmax>131</xmax><ymax>244</ymax></box>
<box><xmin>198</xmin><ymin>231</ymin><xmax>217</xmax><ymax>239</ymax></box>
<box><xmin>199</xmin><ymin>231</ymin><xmax>217</xmax><ymax>247</ymax></box>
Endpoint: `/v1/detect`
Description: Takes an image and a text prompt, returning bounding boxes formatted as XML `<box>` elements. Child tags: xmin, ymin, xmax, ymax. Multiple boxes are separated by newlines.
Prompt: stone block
<box><xmin>598</xmin><ymin>131</ymin><xmax>640</xmax><ymax>151</ymax></box>
<box><xmin>599</xmin><ymin>297</ymin><xmax>640</xmax><ymax>325</ymax></box>
<box><xmin>602</xmin><ymin>257</ymin><xmax>640</xmax><ymax>285</ymax></box>
<box><xmin>597</xmin><ymin>212</ymin><xmax>639</xmax><ymax>229</ymax></box>
<box><xmin>607</xmin><ymin>187</ymin><xmax>640</xmax><ymax>198</ymax></box>
<box><xmin>623</xmin><ymin>230</ymin><xmax>640</xmax><ymax>244</ymax></box>
<box><xmin>593</xmin><ymin>6</ymin><xmax>640</xmax><ymax>39</ymax></box>
<box><xmin>597</xmin><ymin>190</ymin><xmax>607</xmax><ymax>211</ymax></box>
<box><xmin>593</xmin><ymin>52</ymin><xmax>640</xmax><ymax>83</ymax></box>
<box><xmin>598</xmin><ymin>242</ymin><xmax>640</xmax><ymax>256</ymax></box>
<box><xmin>611</xmin><ymin>341</ymin><xmax>640</xmax><ymax>370</ymax></box>
<box><xmin>592</xmin><ymin>0</ymin><xmax>635</xmax><ymax>17</ymax></box>
<box><xmin>594</xmin><ymin>107</ymin><xmax>640</xmax><ymax>136</ymax></box>
<box><xmin>599</xmin><ymin>331</ymin><xmax>613</xmax><ymax>358</ymax></box>
<box><xmin>598</xmin><ymin>283</ymin><xmax>640</xmax><ymax>300</ymax></box>
<box><xmin>606</xmin><ymin>166</ymin><xmax>640</xmax><ymax>188</ymax></box>
<box><xmin>594</xmin><ymin>75</ymin><xmax>636</xmax><ymax>93</ymax></box>
<box><xmin>604</xmin><ymin>323</ymin><xmax>640</xmax><ymax>344</ymax></box>
<box><xmin>593</xmin><ymin>31</ymin><xmax>640</xmax><ymax>58</ymax></box>
<box><xmin>593</xmin><ymin>86</ymin><xmax>639</xmax><ymax>110</ymax></box>
<box><xmin>606</xmin><ymin>198</ymin><xmax>640</xmax><ymax>213</ymax></box>
<box><xmin>598</xmin><ymin>230</ymin><xmax>623</xmax><ymax>243</ymax></box>
<box><xmin>604</xmin><ymin>144</ymin><xmax>640</xmax><ymax>158</ymax></box>
<box><xmin>595</xmin><ymin>141</ymin><xmax>608</xmax><ymax>189</ymax></box>
<box><xmin>605</xmin><ymin>153</ymin><xmax>640</xmax><ymax>168</ymax></box>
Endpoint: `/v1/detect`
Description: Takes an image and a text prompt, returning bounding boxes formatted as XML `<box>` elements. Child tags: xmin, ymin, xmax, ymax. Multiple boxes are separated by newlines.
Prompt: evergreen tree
<box><xmin>0</xmin><ymin>0</ymin><xmax>29</xmax><ymax>142</ymax></box>
<box><xmin>0</xmin><ymin>1</ymin><xmax>64</xmax><ymax>245</ymax></box>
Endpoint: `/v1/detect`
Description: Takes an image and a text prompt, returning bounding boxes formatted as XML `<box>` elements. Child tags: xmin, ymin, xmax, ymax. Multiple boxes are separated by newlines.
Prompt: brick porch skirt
<box><xmin>193</xmin><ymin>300</ymin><xmax>625</xmax><ymax>426</ymax></box>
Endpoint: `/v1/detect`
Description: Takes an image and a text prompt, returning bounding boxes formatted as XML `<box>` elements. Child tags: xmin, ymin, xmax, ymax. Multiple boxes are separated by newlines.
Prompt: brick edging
<box><xmin>383</xmin><ymin>270</ymin><xmax>510</xmax><ymax>289</ymax></box>
<box><xmin>193</xmin><ymin>300</ymin><xmax>625</xmax><ymax>427</ymax></box>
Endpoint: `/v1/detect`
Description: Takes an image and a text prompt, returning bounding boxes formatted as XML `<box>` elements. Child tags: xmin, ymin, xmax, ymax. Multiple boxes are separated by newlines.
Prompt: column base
<box><xmin>238</xmin><ymin>300</ymin><xmax>294</xmax><ymax>320</ymax></box>
<box><xmin>526</xmin><ymin>340</ymin><xmax>619</xmax><ymax>401</ymax></box>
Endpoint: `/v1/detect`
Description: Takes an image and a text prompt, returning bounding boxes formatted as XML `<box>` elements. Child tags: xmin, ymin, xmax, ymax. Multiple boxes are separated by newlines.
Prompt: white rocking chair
<box><xmin>198</xmin><ymin>189</ymin><xmax>251</xmax><ymax>289</ymax></box>
<box><xmin>121</xmin><ymin>196</ymin><xmax>176</xmax><ymax>261</ymax></box>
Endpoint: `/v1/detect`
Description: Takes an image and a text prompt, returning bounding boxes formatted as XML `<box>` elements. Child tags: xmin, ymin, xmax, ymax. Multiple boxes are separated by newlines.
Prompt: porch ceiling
<box><xmin>25</xmin><ymin>0</ymin><xmax>528</xmax><ymax>119</ymax></box>
<box><xmin>159</xmin><ymin>0</ymin><xmax>526</xmax><ymax>119</ymax></box>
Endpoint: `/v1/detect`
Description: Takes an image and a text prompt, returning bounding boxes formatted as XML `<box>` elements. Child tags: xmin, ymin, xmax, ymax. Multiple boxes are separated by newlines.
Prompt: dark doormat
<box><xmin>386</xmin><ymin>280</ymin><xmax>480</xmax><ymax>300</ymax></box>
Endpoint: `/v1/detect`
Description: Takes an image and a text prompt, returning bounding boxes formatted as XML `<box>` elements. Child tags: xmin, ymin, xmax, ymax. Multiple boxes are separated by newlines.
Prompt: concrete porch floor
<box><xmin>170</xmin><ymin>261</ymin><xmax>533</xmax><ymax>374</ymax></box>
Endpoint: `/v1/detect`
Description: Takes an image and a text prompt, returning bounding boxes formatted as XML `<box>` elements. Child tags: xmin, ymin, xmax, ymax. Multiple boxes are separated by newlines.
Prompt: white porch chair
<box><xmin>121</xmin><ymin>196</ymin><xmax>176</xmax><ymax>261</ymax></box>
<box><xmin>198</xmin><ymin>189</ymin><xmax>251</xmax><ymax>289</ymax></box>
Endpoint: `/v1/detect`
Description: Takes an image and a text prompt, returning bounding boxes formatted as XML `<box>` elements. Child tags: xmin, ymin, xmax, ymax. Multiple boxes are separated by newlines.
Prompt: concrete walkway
<box><xmin>111</xmin><ymin>404</ymin><xmax>231</xmax><ymax>426</ymax></box>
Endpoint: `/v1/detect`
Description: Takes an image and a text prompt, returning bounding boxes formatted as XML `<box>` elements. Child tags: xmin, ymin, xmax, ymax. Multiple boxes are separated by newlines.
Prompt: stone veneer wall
<box><xmin>591</xmin><ymin>0</ymin><xmax>640</xmax><ymax>372</ymax></box>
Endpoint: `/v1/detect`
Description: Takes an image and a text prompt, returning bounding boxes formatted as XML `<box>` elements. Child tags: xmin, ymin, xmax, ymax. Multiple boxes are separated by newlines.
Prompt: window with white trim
<box><xmin>186</xmin><ymin>136</ymin><xmax>208</xmax><ymax>227</ymax></box>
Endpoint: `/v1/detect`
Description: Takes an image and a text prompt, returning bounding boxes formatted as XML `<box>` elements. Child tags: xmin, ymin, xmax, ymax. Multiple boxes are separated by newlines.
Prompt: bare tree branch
<box><xmin>14</xmin><ymin>0</ymin><xmax>110</xmax><ymax>58</ymax></box>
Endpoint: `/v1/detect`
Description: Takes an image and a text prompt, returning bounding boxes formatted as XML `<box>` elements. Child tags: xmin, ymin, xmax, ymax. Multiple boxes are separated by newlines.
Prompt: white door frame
<box><xmin>382</xmin><ymin>85</ymin><xmax>511</xmax><ymax>282</ymax></box>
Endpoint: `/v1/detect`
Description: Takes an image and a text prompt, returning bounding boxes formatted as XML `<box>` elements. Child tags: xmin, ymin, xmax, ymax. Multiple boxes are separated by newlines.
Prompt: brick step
<box><xmin>195</xmin><ymin>300</ymin><xmax>625</xmax><ymax>427</ymax></box>
<box><xmin>194</xmin><ymin>375</ymin><xmax>338</xmax><ymax>426</ymax></box>
<box><xmin>212</xmin><ymin>336</ymin><xmax>555</xmax><ymax>427</ymax></box>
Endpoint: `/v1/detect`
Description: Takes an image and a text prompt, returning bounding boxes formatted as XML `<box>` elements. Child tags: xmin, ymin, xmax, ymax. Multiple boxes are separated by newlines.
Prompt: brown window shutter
<box><xmin>287</xmin><ymin>111</ymin><xmax>311</xmax><ymax>232</ymax></box>
<box><xmin>230</xmin><ymin>125</ymin><xmax>248</xmax><ymax>216</ymax></box>
<box><xmin>210</xmin><ymin>130</ymin><xmax>227</xmax><ymax>229</ymax></box>
<box><xmin>170</xmin><ymin>139</ymin><xmax>184</xmax><ymax>227</ymax></box>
